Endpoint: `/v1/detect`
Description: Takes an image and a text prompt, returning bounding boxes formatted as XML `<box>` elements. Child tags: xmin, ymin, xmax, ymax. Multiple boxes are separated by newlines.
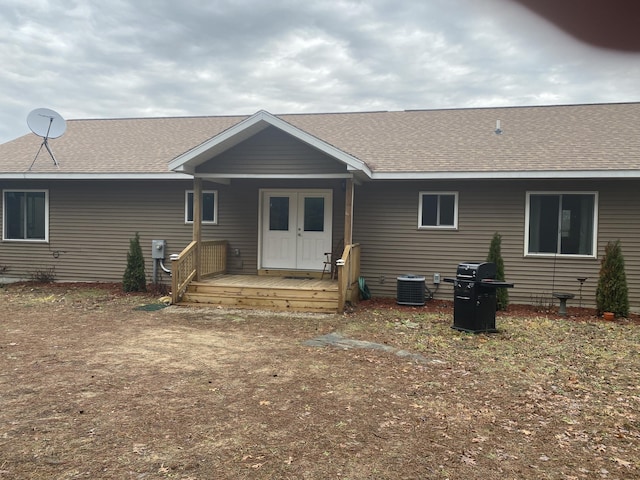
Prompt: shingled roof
<box><xmin>1</xmin><ymin>103</ymin><xmax>639</xmax><ymax>179</ymax></box>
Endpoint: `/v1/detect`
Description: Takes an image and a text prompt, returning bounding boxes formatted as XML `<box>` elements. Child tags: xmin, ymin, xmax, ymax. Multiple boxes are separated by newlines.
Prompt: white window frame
<box><xmin>418</xmin><ymin>191</ymin><xmax>458</xmax><ymax>230</ymax></box>
<box><xmin>185</xmin><ymin>190</ymin><xmax>218</xmax><ymax>224</ymax></box>
<box><xmin>524</xmin><ymin>191</ymin><xmax>598</xmax><ymax>258</ymax></box>
<box><xmin>2</xmin><ymin>189</ymin><xmax>49</xmax><ymax>242</ymax></box>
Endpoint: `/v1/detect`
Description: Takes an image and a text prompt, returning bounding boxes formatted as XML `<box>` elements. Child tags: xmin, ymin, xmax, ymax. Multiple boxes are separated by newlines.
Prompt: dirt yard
<box><xmin>1</xmin><ymin>283</ymin><xmax>639</xmax><ymax>479</ymax></box>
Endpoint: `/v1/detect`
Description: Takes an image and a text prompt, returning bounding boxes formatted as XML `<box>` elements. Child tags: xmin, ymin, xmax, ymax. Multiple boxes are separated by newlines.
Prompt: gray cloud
<box><xmin>1</xmin><ymin>0</ymin><xmax>639</xmax><ymax>143</ymax></box>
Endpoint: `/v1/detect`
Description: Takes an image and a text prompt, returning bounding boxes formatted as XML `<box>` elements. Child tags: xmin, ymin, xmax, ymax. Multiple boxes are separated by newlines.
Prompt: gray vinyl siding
<box><xmin>354</xmin><ymin>179</ymin><xmax>640</xmax><ymax>311</ymax></box>
<box><xmin>1</xmin><ymin>180</ymin><xmax>195</xmax><ymax>283</ymax></box>
<box><xmin>196</xmin><ymin>127</ymin><xmax>348</xmax><ymax>175</ymax></box>
<box><xmin>0</xmin><ymin>178</ymin><xmax>346</xmax><ymax>284</ymax></box>
<box><xmin>4</xmin><ymin>176</ymin><xmax>639</xmax><ymax>311</ymax></box>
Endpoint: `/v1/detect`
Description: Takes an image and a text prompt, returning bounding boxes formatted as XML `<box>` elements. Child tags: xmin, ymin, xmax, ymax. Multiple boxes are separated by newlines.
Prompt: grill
<box><xmin>444</xmin><ymin>261</ymin><xmax>514</xmax><ymax>333</ymax></box>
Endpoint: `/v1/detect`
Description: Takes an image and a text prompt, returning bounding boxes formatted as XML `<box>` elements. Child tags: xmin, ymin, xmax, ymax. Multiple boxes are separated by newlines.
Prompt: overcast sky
<box><xmin>1</xmin><ymin>0</ymin><xmax>639</xmax><ymax>143</ymax></box>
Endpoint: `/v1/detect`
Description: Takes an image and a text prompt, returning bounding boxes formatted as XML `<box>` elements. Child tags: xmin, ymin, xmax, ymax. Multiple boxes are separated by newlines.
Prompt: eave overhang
<box><xmin>2</xmin><ymin>170</ymin><xmax>638</xmax><ymax>181</ymax></box>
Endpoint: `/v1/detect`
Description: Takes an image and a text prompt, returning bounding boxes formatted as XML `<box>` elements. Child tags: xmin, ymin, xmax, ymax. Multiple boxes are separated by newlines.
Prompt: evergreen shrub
<box><xmin>486</xmin><ymin>232</ymin><xmax>508</xmax><ymax>310</ymax></box>
<box><xmin>123</xmin><ymin>232</ymin><xmax>146</xmax><ymax>292</ymax></box>
<box><xmin>596</xmin><ymin>240</ymin><xmax>629</xmax><ymax>317</ymax></box>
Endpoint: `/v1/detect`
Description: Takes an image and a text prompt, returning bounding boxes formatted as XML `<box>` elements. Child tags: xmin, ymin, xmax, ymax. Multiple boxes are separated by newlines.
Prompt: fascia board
<box><xmin>0</xmin><ymin>173</ymin><xmax>193</xmax><ymax>180</ymax></box>
<box><xmin>194</xmin><ymin>173</ymin><xmax>354</xmax><ymax>180</ymax></box>
<box><xmin>168</xmin><ymin>114</ymin><xmax>265</xmax><ymax>171</ymax></box>
<box><xmin>370</xmin><ymin>170</ymin><xmax>640</xmax><ymax>180</ymax></box>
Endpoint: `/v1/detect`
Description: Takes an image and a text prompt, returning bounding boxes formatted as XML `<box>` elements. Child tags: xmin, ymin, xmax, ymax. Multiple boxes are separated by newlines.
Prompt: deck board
<box><xmin>181</xmin><ymin>274</ymin><xmax>341</xmax><ymax>312</ymax></box>
<box><xmin>193</xmin><ymin>274</ymin><xmax>339</xmax><ymax>291</ymax></box>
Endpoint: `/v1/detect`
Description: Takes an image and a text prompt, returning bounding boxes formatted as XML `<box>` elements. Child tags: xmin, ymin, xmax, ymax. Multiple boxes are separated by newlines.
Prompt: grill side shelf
<box><xmin>479</xmin><ymin>280</ymin><xmax>514</xmax><ymax>288</ymax></box>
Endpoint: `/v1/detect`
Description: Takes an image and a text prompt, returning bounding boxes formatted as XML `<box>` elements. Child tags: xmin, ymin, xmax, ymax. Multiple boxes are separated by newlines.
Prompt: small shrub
<box><xmin>596</xmin><ymin>240</ymin><xmax>629</xmax><ymax>317</ymax></box>
<box><xmin>148</xmin><ymin>282</ymin><xmax>170</xmax><ymax>296</ymax></box>
<box><xmin>123</xmin><ymin>232</ymin><xmax>146</xmax><ymax>292</ymax></box>
<box><xmin>486</xmin><ymin>232</ymin><xmax>508</xmax><ymax>310</ymax></box>
<box><xmin>530</xmin><ymin>292</ymin><xmax>553</xmax><ymax>312</ymax></box>
<box><xmin>30</xmin><ymin>266</ymin><xmax>56</xmax><ymax>283</ymax></box>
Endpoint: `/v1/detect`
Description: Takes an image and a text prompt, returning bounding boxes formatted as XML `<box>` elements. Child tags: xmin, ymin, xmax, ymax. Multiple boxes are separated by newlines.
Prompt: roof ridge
<box><xmin>403</xmin><ymin>101</ymin><xmax>640</xmax><ymax>113</ymax></box>
<box><xmin>66</xmin><ymin>113</ymin><xmax>250</xmax><ymax>123</ymax></box>
<box><xmin>62</xmin><ymin>101</ymin><xmax>640</xmax><ymax>123</ymax></box>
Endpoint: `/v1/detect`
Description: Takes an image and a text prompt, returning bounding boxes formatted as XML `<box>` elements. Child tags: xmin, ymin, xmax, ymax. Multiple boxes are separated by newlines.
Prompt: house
<box><xmin>1</xmin><ymin>103</ymin><xmax>639</xmax><ymax>312</ymax></box>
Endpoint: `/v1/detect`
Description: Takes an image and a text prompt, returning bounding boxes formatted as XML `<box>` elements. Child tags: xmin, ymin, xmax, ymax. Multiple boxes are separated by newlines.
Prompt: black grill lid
<box><xmin>456</xmin><ymin>261</ymin><xmax>496</xmax><ymax>280</ymax></box>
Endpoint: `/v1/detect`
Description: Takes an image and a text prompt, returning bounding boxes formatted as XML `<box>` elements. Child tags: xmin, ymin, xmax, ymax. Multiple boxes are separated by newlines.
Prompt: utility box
<box><xmin>152</xmin><ymin>240</ymin><xmax>166</xmax><ymax>259</ymax></box>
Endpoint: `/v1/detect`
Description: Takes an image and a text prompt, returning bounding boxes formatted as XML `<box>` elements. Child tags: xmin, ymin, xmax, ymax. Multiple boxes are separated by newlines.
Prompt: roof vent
<box><xmin>495</xmin><ymin>120</ymin><xmax>502</xmax><ymax>135</ymax></box>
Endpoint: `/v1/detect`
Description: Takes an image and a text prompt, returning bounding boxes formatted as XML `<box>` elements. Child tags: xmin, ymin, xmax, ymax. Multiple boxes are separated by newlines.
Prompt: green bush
<box><xmin>596</xmin><ymin>240</ymin><xmax>629</xmax><ymax>317</ymax></box>
<box><xmin>487</xmin><ymin>232</ymin><xmax>508</xmax><ymax>310</ymax></box>
<box><xmin>123</xmin><ymin>232</ymin><xmax>146</xmax><ymax>292</ymax></box>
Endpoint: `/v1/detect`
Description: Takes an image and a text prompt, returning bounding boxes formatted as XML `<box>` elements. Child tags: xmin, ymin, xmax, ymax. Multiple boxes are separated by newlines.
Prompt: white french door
<box><xmin>261</xmin><ymin>190</ymin><xmax>332</xmax><ymax>270</ymax></box>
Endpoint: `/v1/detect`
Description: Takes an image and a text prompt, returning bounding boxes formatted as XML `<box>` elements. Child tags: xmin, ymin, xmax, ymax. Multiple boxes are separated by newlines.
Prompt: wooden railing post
<box><xmin>171</xmin><ymin>241</ymin><xmax>197</xmax><ymax>304</ymax></box>
<box><xmin>337</xmin><ymin>243</ymin><xmax>360</xmax><ymax>312</ymax></box>
<box><xmin>344</xmin><ymin>178</ymin><xmax>353</xmax><ymax>246</ymax></box>
<box><xmin>193</xmin><ymin>177</ymin><xmax>202</xmax><ymax>281</ymax></box>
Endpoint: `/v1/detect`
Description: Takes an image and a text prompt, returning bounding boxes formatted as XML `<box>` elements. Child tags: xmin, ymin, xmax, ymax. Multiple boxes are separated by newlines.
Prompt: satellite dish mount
<box><xmin>27</xmin><ymin>108</ymin><xmax>67</xmax><ymax>170</ymax></box>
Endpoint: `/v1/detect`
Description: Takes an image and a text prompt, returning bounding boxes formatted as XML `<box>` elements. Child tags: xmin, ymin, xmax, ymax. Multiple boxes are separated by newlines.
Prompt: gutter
<box><xmin>370</xmin><ymin>170</ymin><xmax>640</xmax><ymax>180</ymax></box>
<box><xmin>0</xmin><ymin>173</ymin><xmax>193</xmax><ymax>180</ymax></box>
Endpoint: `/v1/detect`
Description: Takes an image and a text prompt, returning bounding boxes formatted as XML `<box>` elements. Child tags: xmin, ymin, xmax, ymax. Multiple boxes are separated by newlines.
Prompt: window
<box><xmin>3</xmin><ymin>190</ymin><xmax>49</xmax><ymax>241</ymax></box>
<box><xmin>185</xmin><ymin>190</ymin><xmax>217</xmax><ymax>224</ymax></box>
<box><xmin>526</xmin><ymin>192</ymin><xmax>597</xmax><ymax>256</ymax></box>
<box><xmin>419</xmin><ymin>192</ymin><xmax>458</xmax><ymax>229</ymax></box>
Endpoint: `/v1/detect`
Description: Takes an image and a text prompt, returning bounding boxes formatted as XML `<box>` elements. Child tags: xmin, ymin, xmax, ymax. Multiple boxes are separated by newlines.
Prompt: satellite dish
<box><xmin>27</xmin><ymin>108</ymin><xmax>66</xmax><ymax>169</ymax></box>
<box><xmin>27</xmin><ymin>108</ymin><xmax>67</xmax><ymax>138</ymax></box>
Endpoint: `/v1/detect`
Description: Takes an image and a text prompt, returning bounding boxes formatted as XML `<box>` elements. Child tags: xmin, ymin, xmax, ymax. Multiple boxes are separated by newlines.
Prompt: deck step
<box><xmin>181</xmin><ymin>277</ymin><xmax>340</xmax><ymax>313</ymax></box>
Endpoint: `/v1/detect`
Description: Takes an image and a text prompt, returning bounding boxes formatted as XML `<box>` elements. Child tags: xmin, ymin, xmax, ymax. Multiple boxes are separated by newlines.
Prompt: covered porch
<box><xmin>165</xmin><ymin>111</ymin><xmax>368</xmax><ymax>312</ymax></box>
<box><xmin>170</xmin><ymin>239</ymin><xmax>360</xmax><ymax>313</ymax></box>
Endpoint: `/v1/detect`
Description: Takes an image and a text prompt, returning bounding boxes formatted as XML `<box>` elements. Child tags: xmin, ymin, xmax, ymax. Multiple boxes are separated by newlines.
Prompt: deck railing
<box><xmin>200</xmin><ymin>240</ymin><xmax>228</xmax><ymax>278</ymax></box>
<box><xmin>171</xmin><ymin>241</ymin><xmax>197</xmax><ymax>304</ymax></box>
<box><xmin>337</xmin><ymin>243</ymin><xmax>361</xmax><ymax>311</ymax></box>
<box><xmin>171</xmin><ymin>240</ymin><xmax>228</xmax><ymax>304</ymax></box>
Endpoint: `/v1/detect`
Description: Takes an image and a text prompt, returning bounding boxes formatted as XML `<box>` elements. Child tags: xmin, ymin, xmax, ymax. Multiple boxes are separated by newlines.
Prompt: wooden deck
<box><xmin>181</xmin><ymin>274</ymin><xmax>341</xmax><ymax>313</ymax></box>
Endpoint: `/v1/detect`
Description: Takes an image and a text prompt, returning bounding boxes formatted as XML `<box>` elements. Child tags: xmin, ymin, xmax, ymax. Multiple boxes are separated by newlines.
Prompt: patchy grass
<box><xmin>0</xmin><ymin>284</ymin><xmax>638</xmax><ymax>479</ymax></box>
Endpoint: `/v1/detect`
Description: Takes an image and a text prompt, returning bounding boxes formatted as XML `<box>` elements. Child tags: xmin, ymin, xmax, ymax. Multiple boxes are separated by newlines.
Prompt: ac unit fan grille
<box><xmin>397</xmin><ymin>275</ymin><xmax>426</xmax><ymax>306</ymax></box>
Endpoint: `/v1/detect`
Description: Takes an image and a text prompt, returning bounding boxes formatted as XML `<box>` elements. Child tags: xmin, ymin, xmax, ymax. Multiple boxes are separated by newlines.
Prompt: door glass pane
<box><xmin>304</xmin><ymin>197</ymin><xmax>324</xmax><ymax>232</ymax></box>
<box><xmin>269</xmin><ymin>197</ymin><xmax>289</xmax><ymax>231</ymax></box>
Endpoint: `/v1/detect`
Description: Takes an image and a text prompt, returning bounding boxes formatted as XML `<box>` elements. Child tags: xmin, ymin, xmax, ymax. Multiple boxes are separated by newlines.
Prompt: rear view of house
<box><xmin>1</xmin><ymin>103</ymin><xmax>639</xmax><ymax>312</ymax></box>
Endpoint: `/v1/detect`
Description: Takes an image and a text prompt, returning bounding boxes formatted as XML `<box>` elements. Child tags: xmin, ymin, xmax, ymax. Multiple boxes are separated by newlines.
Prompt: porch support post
<box><xmin>344</xmin><ymin>178</ymin><xmax>354</xmax><ymax>245</ymax></box>
<box><xmin>193</xmin><ymin>177</ymin><xmax>202</xmax><ymax>281</ymax></box>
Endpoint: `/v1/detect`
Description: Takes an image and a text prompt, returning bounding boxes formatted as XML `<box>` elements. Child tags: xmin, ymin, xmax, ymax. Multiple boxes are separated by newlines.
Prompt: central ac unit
<box><xmin>397</xmin><ymin>275</ymin><xmax>426</xmax><ymax>306</ymax></box>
